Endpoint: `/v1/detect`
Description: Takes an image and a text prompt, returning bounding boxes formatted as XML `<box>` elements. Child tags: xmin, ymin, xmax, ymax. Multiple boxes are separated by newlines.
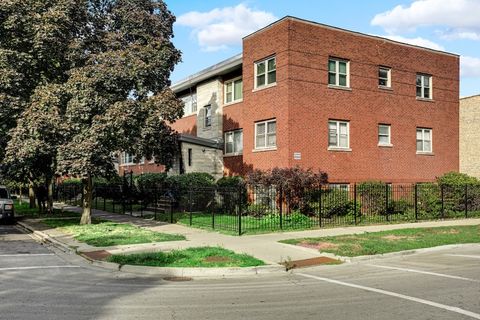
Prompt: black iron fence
<box><xmin>54</xmin><ymin>183</ymin><xmax>480</xmax><ymax>235</ymax></box>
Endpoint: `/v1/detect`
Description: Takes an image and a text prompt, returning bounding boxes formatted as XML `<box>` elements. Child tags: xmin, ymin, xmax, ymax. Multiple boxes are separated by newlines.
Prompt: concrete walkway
<box><xmin>47</xmin><ymin>204</ymin><xmax>480</xmax><ymax>265</ymax></box>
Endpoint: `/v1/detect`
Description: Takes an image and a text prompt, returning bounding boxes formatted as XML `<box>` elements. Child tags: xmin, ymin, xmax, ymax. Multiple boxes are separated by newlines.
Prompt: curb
<box><xmin>16</xmin><ymin>220</ymin><xmax>287</xmax><ymax>278</ymax></box>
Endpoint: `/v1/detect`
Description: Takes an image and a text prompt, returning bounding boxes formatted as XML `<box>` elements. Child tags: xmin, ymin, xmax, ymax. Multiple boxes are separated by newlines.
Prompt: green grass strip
<box><xmin>108</xmin><ymin>246</ymin><xmax>265</xmax><ymax>268</ymax></box>
<box><xmin>280</xmin><ymin>225</ymin><xmax>480</xmax><ymax>257</ymax></box>
<box><xmin>41</xmin><ymin>218</ymin><xmax>185</xmax><ymax>247</ymax></box>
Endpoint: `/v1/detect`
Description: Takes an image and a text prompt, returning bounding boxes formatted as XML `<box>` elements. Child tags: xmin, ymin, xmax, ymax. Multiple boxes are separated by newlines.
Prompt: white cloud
<box><xmin>380</xmin><ymin>35</ymin><xmax>445</xmax><ymax>51</ymax></box>
<box><xmin>371</xmin><ymin>0</ymin><xmax>480</xmax><ymax>40</ymax></box>
<box><xmin>176</xmin><ymin>4</ymin><xmax>277</xmax><ymax>52</ymax></box>
<box><xmin>461</xmin><ymin>56</ymin><xmax>480</xmax><ymax>77</ymax></box>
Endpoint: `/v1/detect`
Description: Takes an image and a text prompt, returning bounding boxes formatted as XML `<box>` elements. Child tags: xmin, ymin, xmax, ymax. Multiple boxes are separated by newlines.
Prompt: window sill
<box><xmin>328</xmin><ymin>147</ymin><xmax>352</xmax><ymax>152</ymax></box>
<box><xmin>378</xmin><ymin>85</ymin><xmax>393</xmax><ymax>91</ymax></box>
<box><xmin>224</xmin><ymin>99</ymin><xmax>243</xmax><ymax>107</ymax></box>
<box><xmin>416</xmin><ymin>97</ymin><xmax>435</xmax><ymax>102</ymax></box>
<box><xmin>253</xmin><ymin>83</ymin><xmax>277</xmax><ymax>93</ymax></box>
<box><xmin>328</xmin><ymin>85</ymin><xmax>352</xmax><ymax>91</ymax></box>
<box><xmin>224</xmin><ymin>153</ymin><xmax>243</xmax><ymax>157</ymax></box>
<box><xmin>252</xmin><ymin>147</ymin><xmax>277</xmax><ymax>153</ymax></box>
<box><xmin>378</xmin><ymin>143</ymin><xmax>393</xmax><ymax>148</ymax></box>
<box><xmin>416</xmin><ymin>151</ymin><xmax>434</xmax><ymax>156</ymax></box>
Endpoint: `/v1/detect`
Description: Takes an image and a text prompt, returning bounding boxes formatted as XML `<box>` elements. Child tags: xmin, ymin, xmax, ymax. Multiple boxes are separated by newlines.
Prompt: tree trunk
<box><xmin>28</xmin><ymin>181</ymin><xmax>36</xmax><ymax>208</ymax></box>
<box><xmin>47</xmin><ymin>177</ymin><xmax>54</xmax><ymax>214</ymax></box>
<box><xmin>80</xmin><ymin>175</ymin><xmax>93</xmax><ymax>225</ymax></box>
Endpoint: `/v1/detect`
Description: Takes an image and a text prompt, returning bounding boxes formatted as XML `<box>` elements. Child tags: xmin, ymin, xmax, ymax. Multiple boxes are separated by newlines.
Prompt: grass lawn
<box><xmin>280</xmin><ymin>225</ymin><xmax>480</xmax><ymax>257</ymax></box>
<box><xmin>14</xmin><ymin>200</ymin><xmax>80</xmax><ymax>218</ymax></box>
<box><xmin>41</xmin><ymin>218</ymin><xmax>185</xmax><ymax>247</ymax></box>
<box><xmin>108</xmin><ymin>247</ymin><xmax>265</xmax><ymax>268</ymax></box>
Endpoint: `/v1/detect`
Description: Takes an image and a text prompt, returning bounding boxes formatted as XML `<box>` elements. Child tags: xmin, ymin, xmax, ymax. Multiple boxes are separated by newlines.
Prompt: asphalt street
<box><xmin>0</xmin><ymin>224</ymin><xmax>479</xmax><ymax>320</ymax></box>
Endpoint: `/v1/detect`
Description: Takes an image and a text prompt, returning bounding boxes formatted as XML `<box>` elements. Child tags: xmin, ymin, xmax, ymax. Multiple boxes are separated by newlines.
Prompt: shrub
<box><xmin>134</xmin><ymin>173</ymin><xmax>167</xmax><ymax>191</ymax></box>
<box><xmin>358</xmin><ymin>181</ymin><xmax>388</xmax><ymax>216</ymax></box>
<box><xmin>217</xmin><ymin>176</ymin><xmax>247</xmax><ymax>214</ymax></box>
<box><xmin>245</xmin><ymin>166</ymin><xmax>328</xmax><ymax>213</ymax></box>
<box><xmin>437</xmin><ymin>172</ymin><xmax>480</xmax><ymax>186</ymax></box>
<box><xmin>166</xmin><ymin>173</ymin><xmax>216</xmax><ymax>210</ymax></box>
<box><xmin>319</xmin><ymin>189</ymin><xmax>359</xmax><ymax>219</ymax></box>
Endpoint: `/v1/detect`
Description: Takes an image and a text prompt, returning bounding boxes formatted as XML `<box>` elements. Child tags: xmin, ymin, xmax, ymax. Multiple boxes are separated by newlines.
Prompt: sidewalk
<box><xmin>40</xmin><ymin>204</ymin><xmax>480</xmax><ymax>265</ymax></box>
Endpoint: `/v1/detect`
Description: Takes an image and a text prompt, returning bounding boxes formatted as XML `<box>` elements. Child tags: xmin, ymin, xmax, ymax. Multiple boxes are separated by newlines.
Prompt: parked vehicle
<box><xmin>0</xmin><ymin>185</ymin><xmax>15</xmax><ymax>224</ymax></box>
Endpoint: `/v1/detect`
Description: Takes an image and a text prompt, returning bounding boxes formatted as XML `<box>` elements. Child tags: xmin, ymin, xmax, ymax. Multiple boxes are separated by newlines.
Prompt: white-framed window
<box><xmin>255</xmin><ymin>119</ymin><xmax>276</xmax><ymax>149</ymax></box>
<box><xmin>379</xmin><ymin>67</ymin><xmax>391</xmax><ymax>87</ymax></box>
<box><xmin>255</xmin><ymin>56</ymin><xmax>276</xmax><ymax>88</ymax></box>
<box><xmin>416</xmin><ymin>128</ymin><xmax>432</xmax><ymax>153</ymax></box>
<box><xmin>416</xmin><ymin>74</ymin><xmax>432</xmax><ymax>99</ymax></box>
<box><xmin>121</xmin><ymin>153</ymin><xmax>144</xmax><ymax>165</ymax></box>
<box><xmin>328</xmin><ymin>120</ymin><xmax>349</xmax><ymax>149</ymax></box>
<box><xmin>328</xmin><ymin>58</ymin><xmax>349</xmax><ymax>87</ymax></box>
<box><xmin>378</xmin><ymin>124</ymin><xmax>391</xmax><ymax>146</ymax></box>
<box><xmin>329</xmin><ymin>183</ymin><xmax>350</xmax><ymax>192</ymax></box>
<box><xmin>204</xmin><ymin>105</ymin><xmax>212</xmax><ymax>128</ymax></box>
<box><xmin>180</xmin><ymin>93</ymin><xmax>197</xmax><ymax>116</ymax></box>
<box><xmin>224</xmin><ymin>129</ymin><xmax>243</xmax><ymax>155</ymax></box>
<box><xmin>225</xmin><ymin>77</ymin><xmax>243</xmax><ymax>104</ymax></box>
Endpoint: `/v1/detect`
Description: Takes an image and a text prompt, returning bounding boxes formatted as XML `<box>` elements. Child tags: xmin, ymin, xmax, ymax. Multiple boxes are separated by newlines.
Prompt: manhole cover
<box><xmin>163</xmin><ymin>276</ymin><xmax>193</xmax><ymax>282</ymax></box>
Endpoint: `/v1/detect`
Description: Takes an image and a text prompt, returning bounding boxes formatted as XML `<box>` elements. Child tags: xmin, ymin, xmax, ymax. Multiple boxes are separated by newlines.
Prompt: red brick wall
<box><xmin>119</xmin><ymin>162</ymin><xmax>165</xmax><ymax>175</ymax></box>
<box><xmin>225</xmin><ymin>18</ymin><xmax>459</xmax><ymax>183</ymax></box>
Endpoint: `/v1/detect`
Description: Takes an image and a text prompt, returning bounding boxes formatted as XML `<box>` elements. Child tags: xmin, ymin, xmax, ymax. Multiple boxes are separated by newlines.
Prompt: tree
<box><xmin>1</xmin><ymin>0</ymin><xmax>88</xmax><ymax>208</ymax></box>
<box><xmin>56</xmin><ymin>0</ymin><xmax>182</xmax><ymax>224</ymax></box>
<box><xmin>2</xmin><ymin>0</ymin><xmax>183</xmax><ymax>223</ymax></box>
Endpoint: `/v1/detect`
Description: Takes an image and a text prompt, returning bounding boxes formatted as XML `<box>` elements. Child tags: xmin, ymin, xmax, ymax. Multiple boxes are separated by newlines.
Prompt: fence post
<box><xmin>385</xmin><ymin>184</ymin><xmax>389</xmax><ymax>222</ymax></box>
<box><xmin>441</xmin><ymin>184</ymin><xmax>445</xmax><ymax>219</ymax></box>
<box><xmin>103</xmin><ymin>191</ymin><xmax>106</xmax><ymax>211</ymax></box>
<box><xmin>414</xmin><ymin>184</ymin><xmax>418</xmax><ymax>221</ymax></box>
<box><xmin>465</xmin><ymin>184</ymin><xmax>468</xmax><ymax>218</ymax></box>
<box><xmin>354</xmin><ymin>184</ymin><xmax>357</xmax><ymax>225</ymax></box>
<box><xmin>279</xmin><ymin>186</ymin><xmax>283</xmax><ymax>230</ymax></box>
<box><xmin>189</xmin><ymin>188</ymin><xmax>193</xmax><ymax>226</ymax></box>
<box><xmin>318</xmin><ymin>186</ymin><xmax>322</xmax><ymax>228</ymax></box>
<box><xmin>154</xmin><ymin>186</ymin><xmax>158</xmax><ymax>221</ymax></box>
<box><xmin>211</xmin><ymin>189</ymin><xmax>215</xmax><ymax>230</ymax></box>
<box><xmin>237</xmin><ymin>187</ymin><xmax>242</xmax><ymax>236</ymax></box>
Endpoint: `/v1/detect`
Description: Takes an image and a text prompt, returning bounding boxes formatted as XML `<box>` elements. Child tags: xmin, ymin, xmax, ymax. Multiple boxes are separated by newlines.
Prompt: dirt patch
<box><xmin>435</xmin><ymin>229</ymin><xmax>460</xmax><ymax>235</ymax></box>
<box><xmin>382</xmin><ymin>235</ymin><xmax>411</xmax><ymax>241</ymax></box>
<box><xmin>283</xmin><ymin>256</ymin><xmax>343</xmax><ymax>270</ymax></box>
<box><xmin>203</xmin><ymin>256</ymin><xmax>234</xmax><ymax>263</ymax></box>
<box><xmin>298</xmin><ymin>241</ymin><xmax>339</xmax><ymax>251</ymax></box>
<box><xmin>81</xmin><ymin>250</ymin><xmax>111</xmax><ymax>261</ymax></box>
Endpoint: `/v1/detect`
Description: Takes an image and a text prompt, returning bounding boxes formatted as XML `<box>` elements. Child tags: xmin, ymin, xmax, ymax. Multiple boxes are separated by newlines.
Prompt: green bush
<box><xmin>319</xmin><ymin>189</ymin><xmax>359</xmax><ymax>219</ymax></box>
<box><xmin>165</xmin><ymin>173</ymin><xmax>216</xmax><ymax>210</ymax></box>
<box><xmin>437</xmin><ymin>172</ymin><xmax>480</xmax><ymax>186</ymax></box>
<box><xmin>216</xmin><ymin>176</ymin><xmax>245</xmax><ymax>188</ymax></box>
<box><xmin>134</xmin><ymin>173</ymin><xmax>167</xmax><ymax>191</ymax></box>
<box><xmin>358</xmin><ymin>181</ymin><xmax>388</xmax><ymax>216</ymax></box>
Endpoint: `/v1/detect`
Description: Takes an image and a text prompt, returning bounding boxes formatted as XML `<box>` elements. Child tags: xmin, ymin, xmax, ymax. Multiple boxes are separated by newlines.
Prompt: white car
<box><xmin>0</xmin><ymin>185</ymin><xmax>15</xmax><ymax>224</ymax></box>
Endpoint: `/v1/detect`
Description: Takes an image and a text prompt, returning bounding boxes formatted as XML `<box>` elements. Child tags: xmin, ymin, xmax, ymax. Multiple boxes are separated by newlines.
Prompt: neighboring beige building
<box><xmin>460</xmin><ymin>95</ymin><xmax>480</xmax><ymax>178</ymax></box>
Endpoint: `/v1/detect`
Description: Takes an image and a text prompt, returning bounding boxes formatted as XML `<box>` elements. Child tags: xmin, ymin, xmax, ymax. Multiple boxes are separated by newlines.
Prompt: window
<box><xmin>416</xmin><ymin>74</ymin><xmax>432</xmax><ymax>99</ymax></box>
<box><xmin>328</xmin><ymin>120</ymin><xmax>349</xmax><ymax>149</ymax></box>
<box><xmin>255</xmin><ymin>56</ymin><xmax>276</xmax><ymax>88</ymax></box>
<box><xmin>329</xmin><ymin>183</ymin><xmax>350</xmax><ymax>192</ymax></box>
<box><xmin>180</xmin><ymin>93</ymin><xmax>197</xmax><ymax>116</ymax></box>
<box><xmin>204</xmin><ymin>105</ymin><xmax>212</xmax><ymax>128</ymax></box>
<box><xmin>379</xmin><ymin>67</ymin><xmax>391</xmax><ymax>87</ymax></box>
<box><xmin>328</xmin><ymin>58</ymin><xmax>349</xmax><ymax>87</ymax></box>
<box><xmin>378</xmin><ymin>124</ymin><xmax>391</xmax><ymax>146</ymax></box>
<box><xmin>188</xmin><ymin>148</ymin><xmax>192</xmax><ymax>167</ymax></box>
<box><xmin>224</xmin><ymin>130</ymin><xmax>243</xmax><ymax>155</ymax></box>
<box><xmin>225</xmin><ymin>78</ymin><xmax>243</xmax><ymax>104</ymax></box>
<box><xmin>255</xmin><ymin>119</ymin><xmax>276</xmax><ymax>149</ymax></box>
<box><xmin>121</xmin><ymin>152</ymin><xmax>134</xmax><ymax>165</ymax></box>
<box><xmin>416</xmin><ymin>128</ymin><xmax>432</xmax><ymax>153</ymax></box>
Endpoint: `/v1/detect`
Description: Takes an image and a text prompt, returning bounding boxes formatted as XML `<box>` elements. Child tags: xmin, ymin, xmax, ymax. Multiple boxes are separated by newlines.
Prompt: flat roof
<box><xmin>244</xmin><ymin>16</ymin><xmax>459</xmax><ymax>58</ymax></box>
<box><xmin>460</xmin><ymin>94</ymin><xmax>480</xmax><ymax>100</ymax></box>
<box><xmin>171</xmin><ymin>54</ymin><xmax>242</xmax><ymax>93</ymax></box>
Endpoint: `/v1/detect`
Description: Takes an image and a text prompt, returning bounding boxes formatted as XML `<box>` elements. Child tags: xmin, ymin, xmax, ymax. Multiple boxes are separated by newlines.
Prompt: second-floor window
<box><xmin>225</xmin><ymin>77</ymin><xmax>243</xmax><ymax>104</ymax></box>
<box><xmin>255</xmin><ymin>56</ymin><xmax>276</xmax><ymax>88</ymax></box>
<box><xmin>255</xmin><ymin>119</ymin><xmax>276</xmax><ymax>149</ymax></box>
<box><xmin>328</xmin><ymin>120</ymin><xmax>349</xmax><ymax>149</ymax></box>
<box><xmin>416</xmin><ymin>128</ymin><xmax>432</xmax><ymax>153</ymax></box>
<box><xmin>180</xmin><ymin>93</ymin><xmax>197</xmax><ymax>116</ymax></box>
<box><xmin>328</xmin><ymin>58</ymin><xmax>349</xmax><ymax>87</ymax></box>
<box><xmin>378</xmin><ymin>124</ymin><xmax>391</xmax><ymax>146</ymax></box>
<box><xmin>204</xmin><ymin>105</ymin><xmax>212</xmax><ymax>128</ymax></box>
<box><xmin>416</xmin><ymin>74</ymin><xmax>432</xmax><ymax>99</ymax></box>
<box><xmin>379</xmin><ymin>67</ymin><xmax>391</xmax><ymax>87</ymax></box>
<box><xmin>224</xmin><ymin>130</ymin><xmax>243</xmax><ymax>155</ymax></box>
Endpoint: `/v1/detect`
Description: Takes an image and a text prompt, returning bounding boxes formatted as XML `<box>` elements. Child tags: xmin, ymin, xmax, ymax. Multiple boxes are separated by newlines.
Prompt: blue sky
<box><xmin>165</xmin><ymin>0</ymin><xmax>480</xmax><ymax>97</ymax></box>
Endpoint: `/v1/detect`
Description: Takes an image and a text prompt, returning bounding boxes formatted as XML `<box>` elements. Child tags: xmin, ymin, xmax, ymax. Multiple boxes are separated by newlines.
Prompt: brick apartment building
<box><xmin>119</xmin><ymin>16</ymin><xmax>460</xmax><ymax>184</ymax></box>
<box><xmin>460</xmin><ymin>95</ymin><xmax>480</xmax><ymax>179</ymax></box>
